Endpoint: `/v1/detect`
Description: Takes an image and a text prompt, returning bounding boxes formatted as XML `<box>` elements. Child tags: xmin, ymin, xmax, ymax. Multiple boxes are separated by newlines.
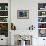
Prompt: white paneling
<box><xmin>0</xmin><ymin>36</ymin><xmax>8</xmax><ymax>45</ymax></box>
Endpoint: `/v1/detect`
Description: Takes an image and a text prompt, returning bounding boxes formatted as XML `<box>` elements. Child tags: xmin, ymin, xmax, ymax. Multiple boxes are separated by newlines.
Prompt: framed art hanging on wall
<box><xmin>17</xmin><ymin>10</ymin><xmax>29</xmax><ymax>19</ymax></box>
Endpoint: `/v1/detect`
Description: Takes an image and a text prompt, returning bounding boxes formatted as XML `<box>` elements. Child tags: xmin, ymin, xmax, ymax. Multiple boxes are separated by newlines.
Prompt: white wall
<box><xmin>11</xmin><ymin>0</ymin><xmax>46</xmax><ymax>46</ymax></box>
<box><xmin>11</xmin><ymin>0</ymin><xmax>46</xmax><ymax>30</ymax></box>
<box><xmin>11</xmin><ymin>0</ymin><xmax>38</xmax><ymax>30</ymax></box>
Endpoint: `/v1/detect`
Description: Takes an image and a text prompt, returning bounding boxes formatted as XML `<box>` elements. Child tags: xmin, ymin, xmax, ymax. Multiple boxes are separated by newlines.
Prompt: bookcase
<box><xmin>38</xmin><ymin>3</ymin><xmax>46</xmax><ymax>37</ymax></box>
<box><xmin>0</xmin><ymin>3</ymin><xmax>8</xmax><ymax>37</ymax></box>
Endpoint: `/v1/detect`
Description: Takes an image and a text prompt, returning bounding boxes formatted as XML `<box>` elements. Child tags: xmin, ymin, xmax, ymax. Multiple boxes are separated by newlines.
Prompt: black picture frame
<box><xmin>17</xmin><ymin>10</ymin><xmax>29</xmax><ymax>19</ymax></box>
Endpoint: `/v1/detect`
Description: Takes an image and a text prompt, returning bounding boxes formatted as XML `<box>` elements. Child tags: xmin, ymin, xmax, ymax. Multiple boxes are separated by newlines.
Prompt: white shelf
<box><xmin>38</xmin><ymin>22</ymin><xmax>46</xmax><ymax>23</ymax></box>
<box><xmin>0</xmin><ymin>22</ymin><xmax>8</xmax><ymax>23</ymax></box>
<box><xmin>0</xmin><ymin>10</ymin><xmax>8</xmax><ymax>11</ymax></box>
<box><xmin>0</xmin><ymin>16</ymin><xmax>8</xmax><ymax>17</ymax></box>
<box><xmin>38</xmin><ymin>16</ymin><xmax>46</xmax><ymax>17</ymax></box>
<box><xmin>38</xmin><ymin>28</ymin><xmax>46</xmax><ymax>29</ymax></box>
<box><xmin>38</xmin><ymin>10</ymin><xmax>46</xmax><ymax>11</ymax></box>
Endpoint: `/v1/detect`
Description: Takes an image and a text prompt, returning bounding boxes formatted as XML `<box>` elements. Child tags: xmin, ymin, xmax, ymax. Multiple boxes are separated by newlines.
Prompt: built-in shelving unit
<box><xmin>38</xmin><ymin>3</ymin><xmax>46</xmax><ymax>37</ymax></box>
<box><xmin>0</xmin><ymin>3</ymin><xmax>8</xmax><ymax>37</ymax></box>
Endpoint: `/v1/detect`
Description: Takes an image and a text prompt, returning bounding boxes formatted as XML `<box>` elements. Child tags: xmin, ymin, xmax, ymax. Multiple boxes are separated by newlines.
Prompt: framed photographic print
<box><xmin>17</xmin><ymin>10</ymin><xmax>29</xmax><ymax>19</ymax></box>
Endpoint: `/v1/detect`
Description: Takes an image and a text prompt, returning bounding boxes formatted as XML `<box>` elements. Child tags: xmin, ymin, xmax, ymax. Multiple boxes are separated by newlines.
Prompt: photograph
<box><xmin>17</xmin><ymin>10</ymin><xmax>29</xmax><ymax>19</ymax></box>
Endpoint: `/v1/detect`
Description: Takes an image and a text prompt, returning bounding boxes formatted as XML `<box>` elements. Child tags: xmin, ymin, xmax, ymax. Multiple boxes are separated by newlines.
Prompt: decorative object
<box><xmin>5</xmin><ymin>6</ymin><xmax>8</xmax><ymax>10</ymax></box>
<box><xmin>38</xmin><ymin>3</ymin><xmax>46</xmax><ymax>10</ymax></box>
<box><xmin>29</xmin><ymin>25</ymin><xmax>35</xmax><ymax>30</ymax></box>
<box><xmin>0</xmin><ymin>23</ymin><xmax>8</xmax><ymax>37</ymax></box>
<box><xmin>17</xmin><ymin>10</ymin><xmax>29</xmax><ymax>19</ymax></box>
<box><xmin>19</xmin><ymin>35</ymin><xmax>32</xmax><ymax>45</ymax></box>
<box><xmin>42</xmin><ymin>12</ymin><xmax>45</xmax><ymax>15</ymax></box>
<box><xmin>38</xmin><ymin>23</ymin><xmax>46</xmax><ymax>28</ymax></box>
<box><xmin>0</xmin><ymin>6</ymin><xmax>1</xmax><ymax>10</ymax></box>
<box><xmin>39</xmin><ymin>29</ymin><xmax>46</xmax><ymax>37</ymax></box>
<box><xmin>0</xmin><ymin>11</ymin><xmax>8</xmax><ymax>16</ymax></box>
<box><xmin>0</xmin><ymin>17</ymin><xmax>8</xmax><ymax>22</ymax></box>
<box><xmin>15</xmin><ymin>35</ymin><xmax>32</xmax><ymax>46</ymax></box>
<box><xmin>40</xmin><ymin>8</ymin><xmax>44</xmax><ymax>10</ymax></box>
<box><xmin>0</xmin><ymin>3</ymin><xmax>8</xmax><ymax>10</ymax></box>
<box><xmin>21</xmin><ymin>40</ymin><xmax>25</xmax><ymax>46</ymax></box>
<box><xmin>38</xmin><ymin>17</ymin><xmax>46</xmax><ymax>22</ymax></box>
<box><xmin>11</xmin><ymin>23</ymin><xmax>16</xmax><ymax>30</ymax></box>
